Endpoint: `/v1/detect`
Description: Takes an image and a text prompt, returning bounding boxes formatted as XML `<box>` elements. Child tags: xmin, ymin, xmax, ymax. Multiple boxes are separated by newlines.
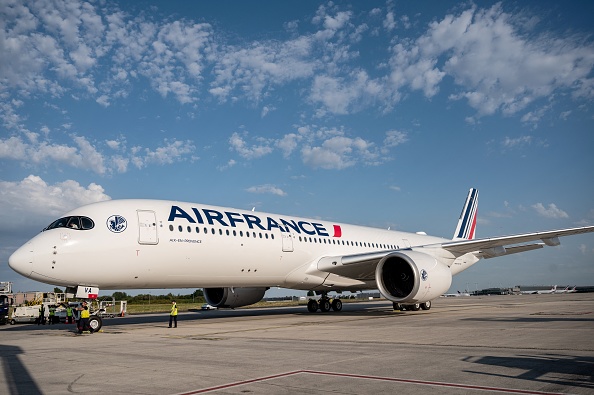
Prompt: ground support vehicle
<box><xmin>10</xmin><ymin>305</ymin><xmax>39</xmax><ymax>325</ymax></box>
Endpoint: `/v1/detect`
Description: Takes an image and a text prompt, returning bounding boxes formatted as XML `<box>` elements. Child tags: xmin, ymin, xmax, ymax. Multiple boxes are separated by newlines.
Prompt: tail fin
<box><xmin>453</xmin><ymin>188</ymin><xmax>479</xmax><ymax>240</ymax></box>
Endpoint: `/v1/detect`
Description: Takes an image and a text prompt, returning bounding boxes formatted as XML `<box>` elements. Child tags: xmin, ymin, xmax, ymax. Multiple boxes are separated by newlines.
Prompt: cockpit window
<box><xmin>43</xmin><ymin>216</ymin><xmax>95</xmax><ymax>231</ymax></box>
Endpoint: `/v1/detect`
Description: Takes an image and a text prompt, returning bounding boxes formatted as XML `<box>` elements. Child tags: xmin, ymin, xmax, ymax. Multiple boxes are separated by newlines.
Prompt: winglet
<box><xmin>453</xmin><ymin>188</ymin><xmax>479</xmax><ymax>240</ymax></box>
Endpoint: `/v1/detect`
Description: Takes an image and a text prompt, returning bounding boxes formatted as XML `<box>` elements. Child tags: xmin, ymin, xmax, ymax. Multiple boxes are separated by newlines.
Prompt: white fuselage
<box><xmin>9</xmin><ymin>199</ymin><xmax>449</xmax><ymax>291</ymax></box>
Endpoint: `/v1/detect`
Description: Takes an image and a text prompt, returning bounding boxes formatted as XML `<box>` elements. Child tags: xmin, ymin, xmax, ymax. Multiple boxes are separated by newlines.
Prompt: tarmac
<box><xmin>1</xmin><ymin>293</ymin><xmax>593</xmax><ymax>395</ymax></box>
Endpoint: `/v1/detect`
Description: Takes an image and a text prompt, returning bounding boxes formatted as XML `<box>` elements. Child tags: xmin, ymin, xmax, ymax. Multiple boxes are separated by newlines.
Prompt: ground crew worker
<box><xmin>66</xmin><ymin>305</ymin><xmax>73</xmax><ymax>324</ymax></box>
<box><xmin>168</xmin><ymin>300</ymin><xmax>178</xmax><ymax>328</ymax></box>
<box><xmin>37</xmin><ymin>304</ymin><xmax>45</xmax><ymax>325</ymax></box>
<box><xmin>48</xmin><ymin>305</ymin><xmax>55</xmax><ymax>324</ymax></box>
<box><xmin>77</xmin><ymin>302</ymin><xmax>92</xmax><ymax>334</ymax></box>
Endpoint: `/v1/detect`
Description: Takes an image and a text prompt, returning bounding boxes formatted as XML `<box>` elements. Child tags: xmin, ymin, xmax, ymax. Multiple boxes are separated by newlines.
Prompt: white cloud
<box><xmin>132</xmin><ymin>140</ymin><xmax>196</xmax><ymax>168</ymax></box>
<box><xmin>0</xmin><ymin>175</ymin><xmax>111</xmax><ymax>219</ymax></box>
<box><xmin>532</xmin><ymin>203</ymin><xmax>569</xmax><ymax>219</ymax></box>
<box><xmin>0</xmin><ymin>134</ymin><xmax>195</xmax><ymax>174</ymax></box>
<box><xmin>502</xmin><ymin>136</ymin><xmax>532</xmax><ymax>149</ymax></box>
<box><xmin>246</xmin><ymin>184</ymin><xmax>287</xmax><ymax>196</ymax></box>
<box><xmin>229</xmin><ymin>132</ymin><xmax>273</xmax><ymax>159</ymax></box>
<box><xmin>228</xmin><ymin>126</ymin><xmax>407</xmax><ymax>170</ymax></box>
<box><xmin>402</xmin><ymin>4</ymin><xmax>594</xmax><ymax>117</ymax></box>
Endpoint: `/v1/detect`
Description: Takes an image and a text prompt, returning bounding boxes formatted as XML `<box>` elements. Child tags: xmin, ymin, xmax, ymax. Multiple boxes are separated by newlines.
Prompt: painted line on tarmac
<box><xmin>175</xmin><ymin>369</ymin><xmax>573</xmax><ymax>395</ymax></box>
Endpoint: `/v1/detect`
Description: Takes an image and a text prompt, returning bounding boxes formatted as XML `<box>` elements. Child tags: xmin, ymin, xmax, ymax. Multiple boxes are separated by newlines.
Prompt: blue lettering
<box><xmin>242</xmin><ymin>214</ymin><xmax>266</xmax><ymax>231</ymax></box>
<box><xmin>298</xmin><ymin>221</ymin><xmax>316</xmax><ymax>235</ymax></box>
<box><xmin>203</xmin><ymin>209</ymin><xmax>228</xmax><ymax>226</ymax></box>
<box><xmin>191</xmin><ymin>208</ymin><xmax>204</xmax><ymax>224</ymax></box>
<box><xmin>266</xmin><ymin>217</ymin><xmax>285</xmax><ymax>232</ymax></box>
<box><xmin>225</xmin><ymin>212</ymin><xmax>245</xmax><ymax>227</ymax></box>
<box><xmin>280</xmin><ymin>219</ymin><xmax>301</xmax><ymax>234</ymax></box>
<box><xmin>312</xmin><ymin>223</ymin><xmax>329</xmax><ymax>237</ymax></box>
<box><xmin>168</xmin><ymin>206</ymin><xmax>195</xmax><ymax>223</ymax></box>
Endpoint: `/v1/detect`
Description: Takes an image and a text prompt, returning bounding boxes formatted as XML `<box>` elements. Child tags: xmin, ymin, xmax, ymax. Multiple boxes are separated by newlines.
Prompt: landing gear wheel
<box><xmin>307</xmin><ymin>299</ymin><xmax>319</xmax><ymax>313</ymax></box>
<box><xmin>89</xmin><ymin>315</ymin><xmax>102</xmax><ymax>332</ymax></box>
<box><xmin>10</xmin><ymin>319</ymin><xmax>15</xmax><ymax>325</ymax></box>
<box><xmin>421</xmin><ymin>301</ymin><xmax>431</xmax><ymax>310</ymax></box>
<box><xmin>331</xmin><ymin>299</ymin><xmax>343</xmax><ymax>312</ymax></box>
<box><xmin>319</xmin><ymin>299</ymin><xmax>331</xmax><ymax>312</ymax></box>
<box><xmin>409</xmin><ymin>303</ymin><xmax>421</xmax><ymax>311</ymax></box>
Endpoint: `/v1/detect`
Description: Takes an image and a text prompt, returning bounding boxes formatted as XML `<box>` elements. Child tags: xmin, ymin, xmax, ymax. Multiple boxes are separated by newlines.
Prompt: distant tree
<box><xmin>53</xmin><ymin>287</ymin><xmax>63</xmax><ymax>293</ymax></box>
<box><xmin>307</xmin><ymin>290</ymin><xmax>314</xmax><ymax>297</ymax></box>
<box><xmin>112</xmin><ymin>291</ymin><xmax>128</xmax><ymax>300</ymax></box>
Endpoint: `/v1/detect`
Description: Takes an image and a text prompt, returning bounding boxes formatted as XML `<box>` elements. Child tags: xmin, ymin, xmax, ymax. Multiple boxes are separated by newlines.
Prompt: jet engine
<box><xmin>203</xmin><ymin>287</ymin><xmax>267</xmax><ymax>308</ymax></box>
<box><xmin>375</xmin><ymin>251</ymin><xmax>451</xmax><ymax>303</ymax></box>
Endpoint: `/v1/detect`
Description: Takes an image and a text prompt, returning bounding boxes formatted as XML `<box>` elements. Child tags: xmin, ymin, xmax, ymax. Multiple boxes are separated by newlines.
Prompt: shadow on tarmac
<box><xmin>463</xmin><ymin>354</ymin><xmax>594</xmax><ymax>390</ymax></box>
<box><xmin>0</xmin><ymin>344</ymin><xmax>43</xmax><ymax>395</ymax></box>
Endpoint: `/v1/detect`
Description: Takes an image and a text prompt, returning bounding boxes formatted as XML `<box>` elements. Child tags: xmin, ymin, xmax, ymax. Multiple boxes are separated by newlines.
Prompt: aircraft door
<box><xmin>137</xmin><ymin>210</ymin><xmax>158</xmax><ymax>245</ymax></box>
<box><xmin>281</xmin><ymin>232</ymin><xmax>294</xmax><ymax>252</ymax></box>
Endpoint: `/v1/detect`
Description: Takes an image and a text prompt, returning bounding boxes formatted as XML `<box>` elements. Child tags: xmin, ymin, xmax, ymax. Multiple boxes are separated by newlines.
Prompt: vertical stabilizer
<box><xmin>453</xmin><ymin>188</ymin><xmax>479</xmax><ymax>240</ymax></box>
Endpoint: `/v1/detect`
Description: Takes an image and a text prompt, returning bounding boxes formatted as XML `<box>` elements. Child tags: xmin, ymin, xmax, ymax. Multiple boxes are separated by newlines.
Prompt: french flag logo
<box><xmin>333</xmin><ymin>225</ymin><xmax>342</xmax><ymax>237</ymax></box>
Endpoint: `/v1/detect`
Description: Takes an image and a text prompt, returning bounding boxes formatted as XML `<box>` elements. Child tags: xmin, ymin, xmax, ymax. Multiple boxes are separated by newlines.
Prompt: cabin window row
<box><xmin>168</xmin><ymin>224</ymin><xmax>397</xmax><ymax>250</ymax></box>
<box><xmin>169</xmin><ymin>224</ymin><xmax>275</xmax><ymax>240</ymax></box>
<box><xmin>298</xmin><ymin>236</ymin><xmax>398</xmax><ymax>250</ymax></box>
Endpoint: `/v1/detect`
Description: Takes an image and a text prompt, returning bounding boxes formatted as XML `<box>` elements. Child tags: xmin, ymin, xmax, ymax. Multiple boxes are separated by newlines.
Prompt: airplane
<box><xmin>8</xmin><ymin>188</ymin><xmax>594</xmax><ymax>330</ymax></box>
<box><xmin>519</xmin><ymin>285</ymin><xmax>557</xmax><ymax>294</ymax></box>
<box><xmin>558</xmin><ymin>286</ymin><xmax>577</xmax><ymax>293</ymax></box>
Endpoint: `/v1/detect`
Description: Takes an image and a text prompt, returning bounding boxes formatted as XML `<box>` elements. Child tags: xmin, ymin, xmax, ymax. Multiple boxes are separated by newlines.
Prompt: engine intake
<box><xmin>204</xmin><ymin>287</ymin><xmax>267</xmax><ymax>308</ymax></box>
<box><xmin>375</xmin><ymin>251</ymin><xmax>452</xmax><ymax>303</ymax></box>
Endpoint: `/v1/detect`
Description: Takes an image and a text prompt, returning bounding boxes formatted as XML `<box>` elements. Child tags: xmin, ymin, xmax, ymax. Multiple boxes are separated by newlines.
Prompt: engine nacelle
<box><xmin>203</xmin><ymin>287</ymin><xmax>267</xmax><ymax>308</ymax></box>
<box><xmin>375</xmin><ymin>251</ymin><xmax>452</xmax><ymax>303</ymax></box>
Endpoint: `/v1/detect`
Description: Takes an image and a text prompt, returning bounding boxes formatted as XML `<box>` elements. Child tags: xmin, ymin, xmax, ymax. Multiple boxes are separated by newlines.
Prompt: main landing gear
<box><xmin>307</xmin><ymin>294</ymin><xmax>342</xmax><ymax>313</ymax></box>
<box><xmin>393</xmin><ymin>301</ymin><xmax>432</xmax><ymax>311</ymax></box>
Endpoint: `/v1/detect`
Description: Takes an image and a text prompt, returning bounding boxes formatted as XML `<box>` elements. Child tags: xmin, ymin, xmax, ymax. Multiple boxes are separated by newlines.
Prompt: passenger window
<box><xmin>169</xmin><ymin>225</ymin><xmax>174</xmax><ymax>231</ymax></box>
<box><xmin>178</xmin><ymin>226</ymin><xmax>183</xmax><ymax>232</ymax></box>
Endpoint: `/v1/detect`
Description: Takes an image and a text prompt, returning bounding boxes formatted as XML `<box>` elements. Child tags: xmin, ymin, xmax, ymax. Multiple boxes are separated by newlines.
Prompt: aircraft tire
<box><xmin>331</xmin><ymin>299</ymin><xmax>343</xmax><ymax>312</ymax></box>
<box><xmin>307</xmin><ymin>299</ymin><xmax>318</xmax><ymax>313</ymax></box>
<box><xmin>319</xmin><ymin>299</ymin><xmax>331</xmax><ymax>312</ymax></box>
<box><xmin>409</xmin><ymin>303</ymin><xmax>421</xmax><ymax>311</ymax></box>
<box><xmin>89</xmin><ymin>315</ymin><xmax>102</xmax><ymax>332</ymax></box>
<box><xmin>10</xmin><ymin>319</ymin><xmax>16</xmax><ymax>325</ymax></box>
<box><xmin>421</xmin><ymin>301</ymin><xmax>431</xmax><ymax>310</ymax></box>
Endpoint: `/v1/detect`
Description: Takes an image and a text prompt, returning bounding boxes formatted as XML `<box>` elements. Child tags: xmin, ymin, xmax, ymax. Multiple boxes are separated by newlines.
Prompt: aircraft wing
<box><xmin>440</xmin><ymin>225</ymin><xmax>594</xmax><ymax>258</ymax></box>
<box><xmin>316</xmin><ymin>225</ymin><xmax>594</xmax><ymax>280</ymax></box>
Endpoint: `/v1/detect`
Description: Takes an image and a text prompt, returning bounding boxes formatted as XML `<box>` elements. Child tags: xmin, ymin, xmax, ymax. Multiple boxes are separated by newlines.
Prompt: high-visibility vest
<box><xmin>49</xmin><ymin>308</ymin><xmax>55</xmax><ymax>316</ymax></box>
<box><xmin>66</xmin><ymin>307</ymin><xmax>73</xmax><ymax>317</ymax></box>
<box><xmin>170</xmin><ymin>304</ymin><xmax>178</xmax><ymax>316</ymax></box>
<box><xmin>81</xmin><ymin>308</ymin><xmax>90</xmax><ymax>319</ymax></box>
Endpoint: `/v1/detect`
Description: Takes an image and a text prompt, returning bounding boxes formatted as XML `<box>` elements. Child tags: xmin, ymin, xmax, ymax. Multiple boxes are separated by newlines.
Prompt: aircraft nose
<box><xmin>8</xmin><ymin>241</ymin><xmax>33</xmax><ymax>277</ymax></box>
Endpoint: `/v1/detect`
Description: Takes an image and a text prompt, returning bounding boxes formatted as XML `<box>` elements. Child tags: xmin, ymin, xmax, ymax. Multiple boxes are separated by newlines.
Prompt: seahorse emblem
<box><xmin>107</xmin><ymin>215</ymin><xmax>127</xmax><ymax>233</ymax></box>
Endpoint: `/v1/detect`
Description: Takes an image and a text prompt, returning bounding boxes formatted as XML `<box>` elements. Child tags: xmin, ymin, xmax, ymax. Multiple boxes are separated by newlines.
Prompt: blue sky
<box><xmin>1</xmin><ymin>0</ymin><xmax>593</xmax><ymax>297</ymax></box>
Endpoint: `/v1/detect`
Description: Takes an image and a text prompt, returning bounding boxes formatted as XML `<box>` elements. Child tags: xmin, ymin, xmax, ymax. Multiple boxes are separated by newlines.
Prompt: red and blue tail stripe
<box><xmin>453</xmin><ymin>188</ymin><xmax>478</xmax><ymax>240</ymax></box>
